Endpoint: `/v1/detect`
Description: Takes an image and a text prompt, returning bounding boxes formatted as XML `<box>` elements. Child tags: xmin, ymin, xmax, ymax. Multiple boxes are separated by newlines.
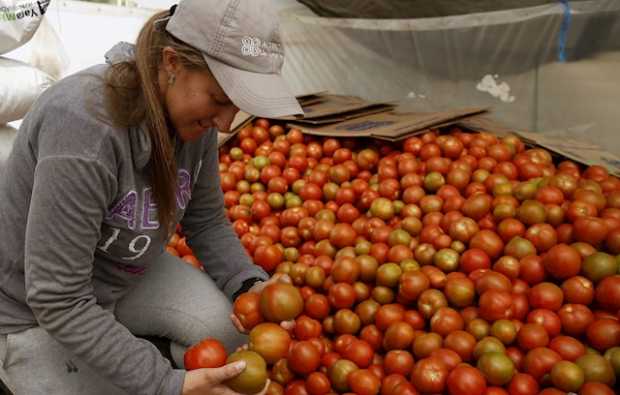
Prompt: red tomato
<box><xmin>288</xmin><ymin>341</ymin><xmax>321</xmax><ymax>375</ymax></box>
<box><xmin>176</xmin><ymin>237</ymin><xmax>193</xmax><ymax>257</ymax></box>
<box><xmin>233</xmin><ymin>292</ymin><xmax>263</xmax><ymax>330</ymax></box>
<box><xmin>447</xmin><ymin>364</ymin><xmax>487</xmax><ymax>395</ymax></box>
<box><xmin>184</xmin><ymin>338</ymin><xmax>227</xmax><ymax>370</ymax></box>
<box><xmin>522</xmin><ymin>347</ymin><xmax>562</xmax><ymax>380</ymax></box>
<box><xmin>347</xmin><ymin>369</ymin><xmax>381</xmax><ymax>395</ymax></box>
<box><xmin>305</xmin><ymin>372</ymin><xmax>331</xmax><ymax>395</ymax></box>
<box><xmin>411</xmin><ymin>358</ymin><xmax>448</xmax><ymax>393</ymax></box>
<box><xmin>579</xmin><ymin>383</ymin><xmax>616</xmax><ymax>395</ymax></box>
<box><xmin>295</xmin><ymin>315</ymin><xmax>323</xmax><ymax>340</ymax></box>
<box><xmin>479</xmin><ymin>290</ymin><xmax>513</xmax><ymax>321</ymax></box>
<box><xmin>558</xmin><ymin>303</ymin><xmax>594</xmax><ymax>336</ymax></box>
<box><xmin>305</xmin><ymin>294</ymin><xmax>331</xmax><ymax>320</ymax></box>
<box><xmin>507</xmin><ymin>373</ymin><xmax>539</xmax><ymax>395</ymax></box>
<box><xmin>596</xmin><ymin>275</ymin><xmax>620</xmax><ymax>310</ymax></box>
<box><xmin>586</xmin><ymin>318</ymin><xmax>620</xmax><ymax>351</ymax></box>
<box><xmin>469</xmin><ymin>230</ymin><xmax>505</xmax><ymax>259</ymax></box>
<box><xmin>561</xmin><ymin>276</ymin><xmax>594</xmax><ymax>305</ymax></box>
<box><xmin>254</xmin><ymin>244</ymin><xmax>283</xmax><ymax>272</ymax></box>
<box><xmin>383</xmin><ymin>350</ymin><xmax>414</xmax><ymax>377</ymax></box>
<box><xmin>528</xmin><ymin>282</ymin><xmax>564</xmax><ymax>311</ymax></box>
<box><xmin>574</xmin><ymin>216</ymin><xmax>609</xmax><ymax>246</ymax></box>
<box><xmin>342</xmin><ymin>339</ymin><xmax>374</xmax><ymax>368</ymax></box>
<box><xmin>548</xmin><ymin>336</ymin><xmax>585</xmax><ymax>361</ymax></box>
<box><xmin>517</xmin><ymin>323</ymin><xmax>549</xmax><ymax>350</ymax></box>
<box><xmin>543</xmin><ymin>244</ymin><xmax>582</xmax><ymax>279</ymax></box>
<box><xmin>460</xmin><ymin>248</ymin><xmax>491</xmax><ymax>273</ymax></box>
<box><xmin>526</xmin><ymin>309</ymin><xmax>561</xmax><ymax>337</ymax></box>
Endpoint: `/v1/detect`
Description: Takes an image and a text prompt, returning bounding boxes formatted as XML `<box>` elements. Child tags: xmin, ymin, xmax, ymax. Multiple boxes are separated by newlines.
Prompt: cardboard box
<box><xmin>218</xmin><ymin>93</ymin><xmax>395</xmax><ymax>147</ymax></box>
<box><xmin>218</xmin><ymin>92</ymin><xmax>324</xmax><ymax>146</ymax></box>
<box><xmin>278</xmin><ymin>94</ymin><xmax>395</xmax><ymax>124</ymax></box>
<box><xmin>287</xmin><ymin>107</ymin><xmax>487</xmax><ymax>140</ymax></box>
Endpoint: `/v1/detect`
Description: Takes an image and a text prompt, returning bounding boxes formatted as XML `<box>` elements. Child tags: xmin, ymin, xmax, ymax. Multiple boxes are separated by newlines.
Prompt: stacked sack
<box><xmin>1</xmin><ymin>0</ymin><xmax>65</xmax><ymax>164</ymax></box>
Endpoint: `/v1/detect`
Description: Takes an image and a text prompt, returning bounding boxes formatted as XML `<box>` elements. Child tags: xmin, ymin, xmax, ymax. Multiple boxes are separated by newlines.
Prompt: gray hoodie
<box><xmin>0</xmin><ymin>43</ymin><xmax>268</xmax><ymax>394</ymax></box>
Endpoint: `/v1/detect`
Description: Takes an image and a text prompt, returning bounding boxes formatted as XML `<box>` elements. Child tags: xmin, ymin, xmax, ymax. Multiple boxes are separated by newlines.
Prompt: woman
<box><xmin>0</xmin><ymin>0</ymin><xmax>302</xmax><ymax>394</ymax></box>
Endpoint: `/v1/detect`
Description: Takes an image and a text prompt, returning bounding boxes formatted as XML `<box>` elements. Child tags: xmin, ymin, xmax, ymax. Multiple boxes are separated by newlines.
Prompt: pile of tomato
<box><xmin>166</xmin><ymin>226</ymin><xmax>204</xmax><ymax>271</ymax></box>
<box><xmin>196</xmin><ymin>118</ymin><xmax>620</xmax><ymax>395</ymax></box>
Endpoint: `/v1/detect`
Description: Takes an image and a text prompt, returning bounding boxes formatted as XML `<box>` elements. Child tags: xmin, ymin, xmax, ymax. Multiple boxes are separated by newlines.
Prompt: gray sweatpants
<box><xmin>0</xmin><ymin>252</ymin><xmax>247</xmax><ymax>395</ymax></box>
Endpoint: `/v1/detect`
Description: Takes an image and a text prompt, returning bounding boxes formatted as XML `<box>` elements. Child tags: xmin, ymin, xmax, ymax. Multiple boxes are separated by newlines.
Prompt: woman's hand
<box><xmin>182</xmin><ymin>361</ymin><xmax>270</xmax><ymax>395</ymax></box>
<box><xmin>230</xmin><ymin>273</ymin><xmax>296</xmax><ymax>334</ymax></box>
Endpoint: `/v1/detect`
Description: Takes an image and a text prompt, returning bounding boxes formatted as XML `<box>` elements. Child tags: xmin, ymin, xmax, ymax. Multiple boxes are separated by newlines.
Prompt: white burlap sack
<box><xmin>0</xmin><ymin>0</ymin><xmax>51</xmax><ymax>54</ymax></box>
<box><xmin>0</xmin><ymin>123</ymin><xmax>17</xmax><ymax>170</ymax></box>
<box><xmin>28</xmin><ymin>15</ymin><xmax>69</xmax><ymax>80</ymax></box>
<box><xmin>0</xmin><ymin>56</ymin><xmax>54</xmax><ymax>124</ymax></box>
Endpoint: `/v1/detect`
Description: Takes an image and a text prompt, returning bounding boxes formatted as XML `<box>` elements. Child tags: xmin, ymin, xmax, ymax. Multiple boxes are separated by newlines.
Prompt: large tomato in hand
<box><xmin>260</xmin><ymin>283</ymin><xmax>304</xmax><ymax>322</ymax></box>
<box><xmin>184</xmin><ymin>338</ymin><xmax>227</xmax><ymax>370</ymax></box>
<box><xmin>234</xmin><ymin>292</ymin><xmax>263</xmax><ymax>330</ymax></box>
<box><xmin>225</xmin><ymin>351</ymin><xmax>268</xmax><ymax>395</ymax></box>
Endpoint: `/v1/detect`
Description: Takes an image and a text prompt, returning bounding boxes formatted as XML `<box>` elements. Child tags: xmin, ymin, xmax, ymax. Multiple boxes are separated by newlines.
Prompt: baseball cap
<box><xmin>165</xmin><ymin>0</ymin><xmax>303</xmax><ymax>119</ymax></box>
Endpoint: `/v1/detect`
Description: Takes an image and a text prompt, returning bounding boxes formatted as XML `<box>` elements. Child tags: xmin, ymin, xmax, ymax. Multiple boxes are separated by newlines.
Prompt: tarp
<box><xmin>277</xmin><ymin>0</ymin><xmax>620</xmax><ymax>153</ymax></box>
<box><xmin>297</xmin><ymin>0</ymin><xmax>588</xmax><ymax>19</ymax></box>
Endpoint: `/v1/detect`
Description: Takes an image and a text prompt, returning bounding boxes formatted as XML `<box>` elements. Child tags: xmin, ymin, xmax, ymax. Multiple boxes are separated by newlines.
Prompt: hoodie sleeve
<box><xmin>24</xmin><ymin>111</ymin><xmax>185</xmax><ymax>395</ymax></box>
<box><xmin>180</xmin><ymin>131</ymin><xmax>268</xmax><ymax>300</ymax></box>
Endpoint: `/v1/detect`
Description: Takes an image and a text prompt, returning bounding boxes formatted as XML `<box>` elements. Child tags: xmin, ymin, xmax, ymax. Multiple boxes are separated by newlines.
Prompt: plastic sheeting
<box><xmin>276</xmin><ymin>0</ymin><xmax>620</xmax><ymax>152</ymax></box>
<box><xmin>297</xmin><ymin>0</ymin><xmax>585</xmax><ymax>19</ymax></box>
<box><xmin>3</xmin><ymin>0</ymin><xmax>620</xmax><ymax>153</ymax></box>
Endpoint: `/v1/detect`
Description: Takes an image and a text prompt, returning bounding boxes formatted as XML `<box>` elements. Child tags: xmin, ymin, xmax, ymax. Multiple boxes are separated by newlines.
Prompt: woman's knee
<box><xmin>116</xmin><ymin>253</ymin><xmax>247</xmax><ymax>352</ymax></box>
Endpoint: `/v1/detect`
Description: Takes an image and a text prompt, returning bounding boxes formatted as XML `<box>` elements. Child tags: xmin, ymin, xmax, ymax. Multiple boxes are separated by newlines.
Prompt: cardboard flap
<box><xmin>296</xmin><ymin>91</ymin><xmax>329</xmax><ymax>105</ymax></box>
<box><xmin>219</xmin><ymin>92</ymin><xmax>329</xmax><ymax>147</ymax></box>
<box><xmin>219</xmin><ymin>111</ymin><xmax>254</xmax><ymax>147</ymax></box>
<box><xmin>515</xmin><ymin>131</ymin><xmax>620</xmax><ymax>177</ymax></box>
<box><xmin>452</xmin><ymin>115</ymin><xmax>518</xmax><ymax>137</ymax></box>
<box><xmin>220</xmin><ymin>93</ymin><xmax>397</xmax><ymax>147</ymax></box>
<box><xmin>292</xmin><ymin>103</ymin><xmax>396</xmax><ymax>125</ymax></box>
<box><xmin>288</xmin><ymin>107</ymin><xmax>487</xmax><ymax>138</ymax></box>
<box><xmin>227</xmin><ymin>91</ymin><xmax>329</xmax><ymax>133</ymax></box>
<box><xmin>279</xmin><ymin>94</ymin><xmax>394</xmax><ymax>121</ymax></box>
<box><xmin>516</xmin><ymin>131</ymin><xmax>600</xmax><ymax>150</ymax></box>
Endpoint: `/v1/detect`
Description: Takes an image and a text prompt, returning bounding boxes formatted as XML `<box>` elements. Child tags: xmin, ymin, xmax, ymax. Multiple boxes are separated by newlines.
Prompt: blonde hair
<box><xmin>103</xmin><ymin>10</ymin><xmax>208</xmax><ymax>234</ymax></box>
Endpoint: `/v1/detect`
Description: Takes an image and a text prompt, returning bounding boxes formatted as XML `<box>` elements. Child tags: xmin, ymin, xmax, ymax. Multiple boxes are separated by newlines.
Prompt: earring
<box><xmin>168</xmin><ymin>73</ymin><xmax>176</xmax><ymax>86</ymax></box>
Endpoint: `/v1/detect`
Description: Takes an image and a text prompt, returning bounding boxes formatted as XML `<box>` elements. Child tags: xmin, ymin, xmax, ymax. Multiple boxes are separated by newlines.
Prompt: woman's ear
<box><xmin>161</xmin><ymin>46</ymin><xmax>180</xmax><ymax>74</ymax></box>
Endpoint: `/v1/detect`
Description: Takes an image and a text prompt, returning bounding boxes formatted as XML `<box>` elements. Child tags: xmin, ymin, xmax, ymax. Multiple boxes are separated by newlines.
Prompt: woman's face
<box><xmin>160</xmin><ymin>47</ymin><xmax>239</xmax><ymax>142</ymax></box>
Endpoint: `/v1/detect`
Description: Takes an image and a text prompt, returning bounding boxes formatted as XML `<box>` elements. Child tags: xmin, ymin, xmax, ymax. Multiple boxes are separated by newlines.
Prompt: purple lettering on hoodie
<box><xmin>115</xmin><ymin>263</ymin><xmax>145</xmax><ymax>275</ymax></box>
<box><xmin>106</xmin><ymin>191</ymin><xmax>137</xmax><ymax>230</ymax></box>
<box><xmin>142</xmin><ymin>188</ymin><xmax>160</xmax><ymax>230</ymax></box>
<box><xmin>176</xmin><ymin>169</ymin><xmax>191</xmax><ymax>210</ymax></box>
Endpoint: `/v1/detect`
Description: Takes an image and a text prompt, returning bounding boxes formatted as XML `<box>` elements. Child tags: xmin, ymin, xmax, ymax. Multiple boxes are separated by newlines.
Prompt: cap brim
<box><xmin>203</xmin><ymin>54</ymin><xmax>304</xmax><ymax>119</ymax></box>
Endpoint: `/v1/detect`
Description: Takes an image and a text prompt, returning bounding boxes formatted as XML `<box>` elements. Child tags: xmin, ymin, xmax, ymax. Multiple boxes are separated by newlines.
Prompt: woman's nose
<box><xmin>213</xmin><ymin>105</ymin><xmax>240</xmax><ymax>133</ymax></box>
